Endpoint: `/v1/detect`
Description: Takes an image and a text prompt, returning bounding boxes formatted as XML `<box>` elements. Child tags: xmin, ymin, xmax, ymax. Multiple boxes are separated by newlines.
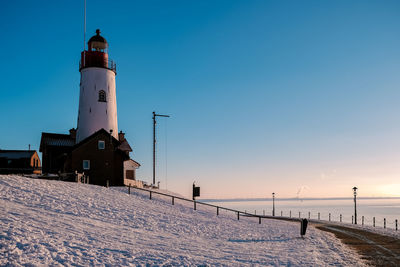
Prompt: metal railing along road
<box><xmin>127</xmin><ymin>185</ymin><xmax>303</xmax><ymax>225</ymax></box>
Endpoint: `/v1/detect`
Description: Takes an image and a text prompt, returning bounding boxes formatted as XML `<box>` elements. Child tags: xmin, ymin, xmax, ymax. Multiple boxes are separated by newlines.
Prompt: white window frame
<box><xmin>98</xmin><ymin>140</ymin><xmax>105</xmax><ymax>150</ymax></box>
<box><xmin>83</xmin><ymin>160</ymin><xmax>90</xmax><ymax>170</ymax></box>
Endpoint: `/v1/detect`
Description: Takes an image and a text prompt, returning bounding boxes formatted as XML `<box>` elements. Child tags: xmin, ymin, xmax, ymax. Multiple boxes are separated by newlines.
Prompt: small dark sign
<box><xmin>193</xmin><ymin>187</ymin><xmax>200</xmax><ymax>197</ymax></box>
<box><xmin>193</xmin><ymin>183</ymin><xmax>200</xmax><ymax>200</ymax></box>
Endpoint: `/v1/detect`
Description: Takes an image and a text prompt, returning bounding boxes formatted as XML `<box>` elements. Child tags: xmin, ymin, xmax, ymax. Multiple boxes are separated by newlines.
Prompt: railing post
<box><xmin>194</xmin><ymin>201</ymin><xmax>196</xmax><ymax>210</ymax></box>
<box><xmin>299</xmin><ymin>211</ymin><xmax>301</xmax><ymax>218</ymax></box>
<box><xmin>329</xmin><ymin>213</ymin><xmax>331</xmax><ymax>222</ymax></box>
<box><xmin>308</xmin><ymin>212</ymin><xmax>310</xmax><ymax>219</ymax></box>
<box><xmin>396</xmin><ymin>219</ymin><xmax>398</xmax><ymax>231</ymax></box>
<box><xmin>237</xmin><ymin>211</ymin><xmax>240</xmax><ymax>220</ymax></box>
<box><xmin>352</xmin><ymin>215</ymin><xmax>354</xmax><ymax>224</ymax></box>
<box><xmin>254</xmin><ymin>210</ymin><xmax>256</xmax><ymax>215</ymax></box>
<box><xmin>373</xmin><ymin>217</ymin><xmax>375</xmax><ymax>227</ymax></box>
<box><xmin>263</xmin><ymin>210</ymin><xmax>265</xmax><ymax>216</ymax></box>
<box><xmin>128</xmin><ymin>185</ymin><xmax>130</xmax><ymax>195</ymax></box>
<box><xmin>318</xmin><ymin>212</ymin><xmax>320</xmax><ymax>220</ymax></box>
<box><xmin>281</xmin><ymin>211</ymin><xmax>283</xmax><ymax>217</ymax></box>
<box><xmin>362</xmin><ymin>216</ymin><xmax>364</xmax><ymax>226</ymax></box>
<box><xmin>290</xmin><ymin>210</ymin><xmax>292</xmax><ymax>218</ymax></box>
<box><xmin>172</xmin><ymin>196</ymin><xmax>174</xmax><ymax>205</ymax></box>
<box><xmin>150</xmin><ymin>191</ymin><xmax>152</xmax><ymax>199</ymax></box>
<box><xmin>340</xmin><ymin>214</ymin><xmax>342</xmax><ymax>222</ymax></box>
<box><xmin>217</xmin><ymin>207</ymin><xmax>219</xmax><ymax>216</ymax></box>
<box><xmin>259</xmin><ymin>217</ymin><xmax>261</xmax><ymax>224</ymax></box>
<box><xmin>384</xmin><ymin>218</ymin><xmax>386</xmax><ymax>229</ymax></box>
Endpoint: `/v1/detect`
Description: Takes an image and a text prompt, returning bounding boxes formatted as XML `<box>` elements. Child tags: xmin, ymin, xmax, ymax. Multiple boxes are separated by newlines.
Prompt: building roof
<box><xmin>72</xmin><ymin>129</ymin><xmax>134</xmax><ymax>161</ymax></box>
<box><xmin>0</xmin><ymin>150</ymin><xmax>36</xmax><ymax>159</ymax></box>
<box><xmin>118</xmin><ymin>139</ymin><xmax>132</xmax><ymax>152</ymax></box>
<box><xmin>124</xmin><ymin>158</ymin><xmax>141</xmax><ymax>167</ymax></box>
<box><xmin>72</xmin><ymin>128</ymin><xmax>120</xmax><ymax>150</ymax></box>
<box><xmin>40</xmin><ymin>133</ymin><xmax>76</xmax><ymax>152</ymax></box>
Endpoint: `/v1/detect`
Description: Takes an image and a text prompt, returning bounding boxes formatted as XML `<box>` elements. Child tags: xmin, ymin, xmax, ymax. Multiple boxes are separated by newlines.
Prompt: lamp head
<box><xmin>352</xmin><ymin>186</ymin><xmax>358</xmax><ymax>196</ymax></box>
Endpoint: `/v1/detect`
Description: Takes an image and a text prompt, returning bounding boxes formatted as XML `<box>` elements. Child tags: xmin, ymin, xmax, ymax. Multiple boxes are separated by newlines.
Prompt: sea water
<box><xmin>203</xmin><ymin>198</ymin><xmax>400</xmax><ymax>229</ymax></box>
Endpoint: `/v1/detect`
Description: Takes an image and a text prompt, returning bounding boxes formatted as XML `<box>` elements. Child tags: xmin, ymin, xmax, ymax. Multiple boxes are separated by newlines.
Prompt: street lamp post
<box><xmin>353</xmin><ymin>187</ymin><xmax>358</xmax><ymax>225</ymax></box>
<box><xmin>272</xmin><ymin>192</ymin><xmax>275</xmax><ymax>217</ymax></box>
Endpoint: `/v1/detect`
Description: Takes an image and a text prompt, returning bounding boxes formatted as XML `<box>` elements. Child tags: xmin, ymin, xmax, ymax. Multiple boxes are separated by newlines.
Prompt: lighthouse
<box><xmin>76</xmin><ymin>29</ymin><xmax>118</xmax><ymax>143</ymax></box>
<box><xmin>39</xmin><ymin>28</ymin><xmax>141</xmax><ymax>186</ymax></box>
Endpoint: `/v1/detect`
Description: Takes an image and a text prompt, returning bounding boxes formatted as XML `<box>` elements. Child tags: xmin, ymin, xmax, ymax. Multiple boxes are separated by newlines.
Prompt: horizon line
<box><xmin>200</xmin><ymin>196</ymin><xmax>400</xmax><ymax>202</ymax></box>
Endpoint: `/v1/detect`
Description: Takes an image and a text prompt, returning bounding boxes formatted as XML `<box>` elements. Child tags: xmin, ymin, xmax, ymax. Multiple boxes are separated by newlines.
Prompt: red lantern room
<box><xmin>80</xmin><ymin>29</ymin><xmax>116</xmax><ymax>74</ymax></box>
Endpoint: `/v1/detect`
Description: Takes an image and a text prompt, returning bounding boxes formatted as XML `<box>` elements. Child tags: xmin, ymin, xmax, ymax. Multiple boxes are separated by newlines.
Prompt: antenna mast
<box><xmin>153</xmin><ymin>111</ymin><xmax>170</xmax><ymax>186</ymax></box>
<box><xmin>83</xmin><ymin>0</ymin><xmax>86</xmax><ymax>65</ymax></box>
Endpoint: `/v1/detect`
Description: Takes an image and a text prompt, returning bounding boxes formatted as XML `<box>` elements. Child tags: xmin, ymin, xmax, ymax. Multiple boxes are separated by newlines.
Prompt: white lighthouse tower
<box><xmin>76</xmin><ymin>29</ymin><xmax>118</xmax><ymax>143</ymax></box>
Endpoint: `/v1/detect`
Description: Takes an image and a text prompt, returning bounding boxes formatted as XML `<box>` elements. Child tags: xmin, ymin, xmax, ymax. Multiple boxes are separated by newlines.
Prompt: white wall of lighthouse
<box><xmin>76</xmin><ymin>67</ymin><xmax>118</xmax><ymax>143</ymax></box>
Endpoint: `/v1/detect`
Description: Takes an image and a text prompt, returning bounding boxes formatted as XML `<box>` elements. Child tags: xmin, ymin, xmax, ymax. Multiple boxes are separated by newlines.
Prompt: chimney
<box><xmin>69</xmin><ymin>128</ymin><xmax>77</xmax><ymax>140</ymax></box>
<box><xmin>118</xmin><ymin>131</ymin><xmax>125</xmax><ymax>142</ymax></box>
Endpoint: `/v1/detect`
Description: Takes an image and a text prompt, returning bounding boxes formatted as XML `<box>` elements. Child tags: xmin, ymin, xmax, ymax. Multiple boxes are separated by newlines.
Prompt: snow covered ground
<box><xmin>0</xmin><ymin>175</ymin><xmax>366</xmax><ymax>266</ymax></box>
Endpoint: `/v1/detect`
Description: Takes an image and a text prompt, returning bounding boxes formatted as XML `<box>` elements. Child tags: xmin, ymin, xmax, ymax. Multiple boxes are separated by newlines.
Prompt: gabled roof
<box><xmin>125</xmin><ymin>158</ymin><xmax>141</xmax><ymax>167</ymax></box>
<box><xmin>0</xmin><ymin>150</ymin><xmax>36</xmax><ymax>159</ymax></box>
<box><xmin>72</xmin><ymin>128</ymin><xmax>120</xmax><ymax>151</ymax></box>
<box><xmin>40</xmin><ymin>132</ymin><xmax>76</xmax><ymax>152</ymax></box>
<box><xmin>118</xmin><ymin>139</ymin><xmax>132</xmax><ymax>152</ymax></box>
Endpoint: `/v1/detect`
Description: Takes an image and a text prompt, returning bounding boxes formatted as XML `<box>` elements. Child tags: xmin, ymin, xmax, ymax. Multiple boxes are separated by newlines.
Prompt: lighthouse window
<box><xmin>99</xmin><ymin>90</ymin><xmax>107</xmax><ymax>102</ymax></box>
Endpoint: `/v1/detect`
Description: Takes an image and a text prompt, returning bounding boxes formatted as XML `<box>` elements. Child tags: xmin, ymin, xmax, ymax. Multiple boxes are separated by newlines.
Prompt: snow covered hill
<box><xmin>0</xmin><ymin>175</ymin><xmax>365</xmax><ymax>266</ymax></box>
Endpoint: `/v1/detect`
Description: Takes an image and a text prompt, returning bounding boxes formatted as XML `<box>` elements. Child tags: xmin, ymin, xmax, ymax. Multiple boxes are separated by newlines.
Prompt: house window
<box><xmin>83</xmin><ymin>160</ymin><xmax>90</xmax><ymax>170</ymax></box>
<box><xmin>126</xmin><ymin>170</ymin><xmax>135</xmax><ymax>180</ymax></box>
<box><xmin>98</xmin><ymin>90</ymin><xmax>106</xmax><ymax>102</ymax></box>
<box><xmin>98</xmin><ymin>140</ymin><xmax>105</xmax><ymax>150</ymax></box>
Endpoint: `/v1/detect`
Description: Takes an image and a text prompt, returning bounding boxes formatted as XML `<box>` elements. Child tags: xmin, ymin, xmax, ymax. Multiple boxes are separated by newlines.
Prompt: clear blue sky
<box><xmin>1</xmin><ymin>0</ymin><xmax>400</xmax><ymax>198</ymax></box>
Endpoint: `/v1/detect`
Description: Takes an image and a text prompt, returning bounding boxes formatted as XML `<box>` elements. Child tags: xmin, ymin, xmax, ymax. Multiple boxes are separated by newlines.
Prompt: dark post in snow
<box><xmin>353</xmin><ymin>186</ymin><xmax>358</xmax><ymax>225</ymax></box>
<box><xmin>300</xmin><ymin>219</ymin><xmax>308</xmax><ymax>237</ymax></box>
<box><xmin>152</xmin><ymin>111</ymin><xmax>170</xmax><ymax>186</ymax></box>
<box><xmin>272</xmin><ymin>192</ymin><xmax>275</xmax><ymax>217</ymax></box>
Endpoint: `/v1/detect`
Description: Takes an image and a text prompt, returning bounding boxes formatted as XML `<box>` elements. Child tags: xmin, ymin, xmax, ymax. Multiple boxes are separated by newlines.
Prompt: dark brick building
<box><xmin>0</xmin><ymin>150</ymin><xmax>41</xmax><ymax>174</ymax></box>
<box><xmin>40</xmin><ymin>129</ymin><xmax>76</xmax><ymax>174</ymax></box>
<box><xmin>40</xmin><ymin>128</ymin><xmax>139</xmax><ymax>186</ymax></box>
<box><xmin>66</xmin><ymin>129</ymin><xmax>131</xmax><ymax>186</ymax></box>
